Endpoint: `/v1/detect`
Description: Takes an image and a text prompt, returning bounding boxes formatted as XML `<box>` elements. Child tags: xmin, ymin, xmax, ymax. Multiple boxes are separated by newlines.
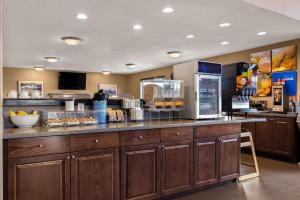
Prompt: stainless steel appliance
<box><xmin>272</xmin><ymin>85</ymin><xmax>289</xmax><ymax>113</ymax></box>
<box><xmin>174</xmin><ymin>61</ymin><xmax>222</xmax><ymax>119</ymax></box>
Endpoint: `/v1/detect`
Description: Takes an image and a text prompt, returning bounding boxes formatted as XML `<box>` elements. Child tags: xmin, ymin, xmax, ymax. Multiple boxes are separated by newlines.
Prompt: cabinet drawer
<box><xmin>161</xmin><ymin>127</ymin><xmax>193</xmax><ymax>142</ymax></box>
<box><xmin>120</xmin><ymin>129</ymin><xmax>160</xmax><ymax>146</ymax></box>
<box><xmin>8</xmin><ymin>136</ymin><xmax>70</xmax><ymax>158</ymax></box>
<box><xmin>195</xmin><ymin>124</ymin><xmax>241</xmax><ymax>138</ymax></box>
<box><xmin>71</xmin><ymin>132</ymin><xmax>119</xmax><ymax>152</ymax></box>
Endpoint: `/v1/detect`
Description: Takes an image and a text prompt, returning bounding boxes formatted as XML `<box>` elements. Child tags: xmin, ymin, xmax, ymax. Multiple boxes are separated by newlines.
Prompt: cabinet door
<box><xmin>255</xmin><ymin>118</ymin><xmax>272</xmax><ymax>152</ymax></box>
<box><xmin>8</xmin><ymin>153</ymin><xmax>70</xmax><ymax>200</ymax></box>
<box><xmin>272</xmin><ymin>118</ymin><xmax>292</xmax><ymax>156</ymax></box>
<box><xmin>71</xmin><ymin>148</ymin><xmax>120</xmax><ymax>200</ymax></box>
<box><xmin>121</xmin><ymin>144</ymin><xmax>161</xmax><ymax>200</ymax></box>
<box><xmin>194</xmin><ymin>138</ymin><xmax>218</xmax><ymax>188</ymax></box>
<box><xmin>161</xmin><ymin>140</ymin><xmax>193</xmax><ymax>196</ymax></box>
<box><xmin>219</xmin><ymin>135</ymin><xmax>240</xmax><ymax>182</ymax></box>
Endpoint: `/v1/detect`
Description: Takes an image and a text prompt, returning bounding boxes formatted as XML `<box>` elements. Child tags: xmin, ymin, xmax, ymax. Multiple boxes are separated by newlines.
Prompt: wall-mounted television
<box><xmin>58</xmin><ymin>72</ymin><xmax>86</xmax><ymax>90</ymax></box>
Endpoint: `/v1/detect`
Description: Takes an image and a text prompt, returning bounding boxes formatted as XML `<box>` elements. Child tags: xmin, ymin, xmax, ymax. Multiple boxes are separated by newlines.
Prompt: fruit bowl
<box><xmin>10</xmin><ymin>115</ymin><xmax>40</xmax><ymax>128</ymax></box>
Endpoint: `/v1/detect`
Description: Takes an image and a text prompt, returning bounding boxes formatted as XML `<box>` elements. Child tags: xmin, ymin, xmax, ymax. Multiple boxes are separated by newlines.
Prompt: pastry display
<box><xmin>62</xmin><ymin>118</ymin><xmax>80</xmax><ymax>126</ymax></box>
<box><xmin>46</xmin><ymin>118</ymin><xmax>64</xmax><ymax>127</ymax></box>
<box><xmin>78</xmin><ymin>117</ymin><xmax>97</xmax><ymax>125</ymax></box>
<box><xmin>107</xmin><ymin>110</ymin><xmax>125</xmax><ymax>122</ymax></box>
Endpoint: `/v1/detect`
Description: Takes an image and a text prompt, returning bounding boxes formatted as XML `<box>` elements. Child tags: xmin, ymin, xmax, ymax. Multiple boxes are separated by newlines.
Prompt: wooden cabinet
<box><xmin>121</xmin><ymin>144</ymin><xmax>161</xmax><ymax>200</ymax></box>
<box><xmin>161</xmin><ymin>140</ymin><xmax>193</xmax><ymax>196</ymax></box>
<box><xmin>272</xmin><ymin>118</ymin><xmax>292</xmax><ymax>156</ymax></box>
<box><xmin>255</xmin><ymin>118</ymin><xmax>273</xmax><ymax>152</ymax></box>
<box><xmin>219</xmin><ymin>135</ymin><xmax>240</xmax><ymax>182</ymax></box>
<box><xmin>254</xmin><ymin>117</ymin><xmax>295</xmax><ymax>161</ymax></box>
<box><xmin>194</xmin><ymin>138</ymin><xmax>218</xmax><ymax>188</ymax></box>
<box><xmin>5</xmin><ymin>125</ymin><xmax>243</xmax><ymax>200</ymax></box>
<box><xmin>194</xmin><ymin>134</ymin><xmax>240</xmax><ymax>187</ymax></box>
<box><xmin>71</xmin><ymin>148</ymin><xmax>119</xmax><ymax>200</ymax></box>
<box><xmin>8</xmin><ymin>153</ymin><xmax>71</xmax><ymax>200</ymax></box>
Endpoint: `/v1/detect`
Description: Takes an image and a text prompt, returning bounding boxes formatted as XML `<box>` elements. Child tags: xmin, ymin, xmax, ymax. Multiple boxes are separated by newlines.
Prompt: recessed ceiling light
<box><xmin>102</xmin><ymin>71</ymin><xmax>111</xmax><ymax>75</ymax></box>
<box><xmin>61</xmin><ymin>36</ymin><xmax>83</xmax><ymax>46</ymax></box>
<box><xmin>45</xmin><ymin>57</ymin><xmax>59</xmax><ymax>63</ymax></box>
<box><xmin>126</xmin><ymin>63</ymin><xmax>136</xmax><ymax>69</ymax></box>
<box><xmin>257</xmin><ymin>31</ymin><xmax>267</xmax><ymax>36</ymax></box>
<box><xmin>167</xmin><ymin>51</ymin><xmax>182</xmax><ymax>58</ymax></box>
<box><xmin>185</xmin><ymin>34</ymin><xmax>195</xmax><ymax>39</ymax></box>
<box><xmin>33</xmin><ymin>66</ymin><xmax>45</xmax><ymax>71</ymax></box>
<box><xmin>219</xmin><ymin>23</ymin><xmax>231</xmax><ymax>27</ymax></box>
<box><xmin>76</xmin><ymin>13</ymin><xmax>88</xmax><ymax>20</ymax></box>
<box><xmin>220</xmin><ymin>41</ymin><xmax>229</xmax><ymax>45</ymax></box>
<box><xmin>133</xmin><ymin>24</ymin><xmax>143</xmax><ymax>30</ymax></box>
<box><xmin>162</xmin><ymin>7</ymin><xmax>174</xmax><ymax>13</ymax></box>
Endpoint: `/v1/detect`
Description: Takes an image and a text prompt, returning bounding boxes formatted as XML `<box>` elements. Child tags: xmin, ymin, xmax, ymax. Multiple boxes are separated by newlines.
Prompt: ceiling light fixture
<box><xmin>126</xmin><ymin>63</ymin><xmax>136</xmax><ymax>69</ymax></box>
<box><xmin>76</xmin><ymin>13</ymin><xmax>88</xmax><ymax>20</ymax></box>
<box><xmin>220</xmin><ymin>41</ymin><xmax>229</xmax><ymax>45</ymax></box>
<box><xmin>162</xmin><ymin>7</ymin><xmax>174</xmax><ymax>13</ymax></box>
<box><xmin>45</xmin><ymin>57</ymin><xmax>59</xmax><ymax>63</ymax></box>
<box><xmin>133</xmin><ymin>24</ymin><xmax>143</xmax><ymax>30</ymax></box>
<box><xmin>61</xmin><ymin>36</ymin><xmax>83</xmax><ymax>46</ymax></box>
<box><xmin>185</xmin><ymin>34</ymin><xmax>195</xmax><ymax>39</ymax></box>
<box><xmin>219</xmin><ymin>23</ymin><xmax>231</xmax><ymax>27</ymax></box>
<box><xmin>257</xmin><ymin>31</ymin><xmax>267</xmax><ymax>36</ymax></box>
<box><xmin>102</xmin><ymin>71</ymin><xmax>111</xmax><ymax>75</ymax></box>
<box><xmin>33</xmin><ymin>66</ymin><xmax>45</xmax><ymax>71</ymax></box>
<box><xmin>167</xmin><ymin>51</ymin><xmax>182</xmax><ymax>58</ymax></box>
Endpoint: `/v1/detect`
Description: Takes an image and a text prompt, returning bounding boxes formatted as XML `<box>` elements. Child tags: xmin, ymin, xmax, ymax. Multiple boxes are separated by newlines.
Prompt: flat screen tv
<box><xmin>58</xmin><ymin>72</ymin><xmax>86</xmax><ymax>90</ymax></box>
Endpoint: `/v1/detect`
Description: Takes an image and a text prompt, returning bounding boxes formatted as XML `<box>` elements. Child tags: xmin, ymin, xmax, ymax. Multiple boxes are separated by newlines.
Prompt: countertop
<box><xmin>234</xmin><ymin>111</ymin><xmax>298</xmax><ymax>118</ymax></box>
<box><xmin>3</xmin><ymin>117</ymin><xmax>265</xmax><ymax>139</ymax></box>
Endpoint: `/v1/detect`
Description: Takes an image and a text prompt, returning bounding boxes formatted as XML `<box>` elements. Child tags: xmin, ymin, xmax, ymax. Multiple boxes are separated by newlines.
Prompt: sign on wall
<box><xmin>272</xmin><ymin>71</ymin><xmax>297</xmax><ymax>96</ymax></box>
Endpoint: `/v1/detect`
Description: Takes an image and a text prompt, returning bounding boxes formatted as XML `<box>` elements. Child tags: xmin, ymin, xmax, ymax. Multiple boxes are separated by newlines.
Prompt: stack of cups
<box><xmin>93</xmin><ymin>101</ymin><xmax>107</xmax><ymax>124</ymax></box>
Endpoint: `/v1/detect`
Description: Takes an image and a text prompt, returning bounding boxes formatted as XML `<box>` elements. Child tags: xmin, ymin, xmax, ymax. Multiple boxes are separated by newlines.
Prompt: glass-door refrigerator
<box><xmin>195</xmin><ymin>73</ymin><xmax>221</xmax><ymax>119</ymax></box>
<box><xmin>173</xmin><ymin>61</ymin><xmax>222</xmax><ymax>119</ymax></box>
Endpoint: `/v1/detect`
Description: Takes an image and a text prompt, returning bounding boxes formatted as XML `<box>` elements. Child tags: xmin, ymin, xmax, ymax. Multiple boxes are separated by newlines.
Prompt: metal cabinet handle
<box><xmin>95</xmin><ymin>139</ymin><xmax>99</xmax><ymax>143</ymax></box>
<box><xmin>67</xmin><ymin>156</ymin><xmax>71</xmax><ymax>159</ymax></box>
<box><xmin>176</xmin><ymin>132</ymin><xmax>180</xmax><ymax>136</ymax></box>
<box><xmin>39</xmin><ymin>144</ymin><xmax>44</xmax><ymax>148</ymax></box>
<box><xmin>72</xmin><ymin>155</ymin><xmax>76</xmax><ymax>159</ymax></box>
<box><xmin>139</xmin><ymin>135</ymin><xmax>144</xmax><ymax>140</ymax></box>
<box><xmin>161</xmin><ymin>145</ymin><xmax>165</xmax><ymax>148</ymax></box>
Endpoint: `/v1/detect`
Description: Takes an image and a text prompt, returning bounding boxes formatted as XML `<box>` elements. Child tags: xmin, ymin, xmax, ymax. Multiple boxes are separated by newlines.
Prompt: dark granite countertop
<box><xmin>234</xmin><ymin>112</ymin><xmax>298</xmax><ymax>118</ymax></box>
<box><xmin>3</xmin><ymin>117</ymin><xmax>265</xmax><ymax>139</ymax></box>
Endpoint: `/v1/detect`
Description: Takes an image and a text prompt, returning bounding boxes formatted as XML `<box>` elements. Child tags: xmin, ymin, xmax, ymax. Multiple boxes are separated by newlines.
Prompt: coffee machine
<box><xmin>272</xmin><ymin>85</ymin><xmax>289</xmax><ymax>113</ymax></box>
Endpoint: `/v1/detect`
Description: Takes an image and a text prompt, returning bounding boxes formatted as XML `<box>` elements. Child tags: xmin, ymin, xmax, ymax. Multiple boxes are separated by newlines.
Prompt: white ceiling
<box><xmin>242</xmin><ymin>0</ymin><xmax>300</xmax><ymax>21</ymax></box>
<box><xmin>3</xmin><ymin>0</ymin><xmax>300</xmax><ymax>74</ymax></box>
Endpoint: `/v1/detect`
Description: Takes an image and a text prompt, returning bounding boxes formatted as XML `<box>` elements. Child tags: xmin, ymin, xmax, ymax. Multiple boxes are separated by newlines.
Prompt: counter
<box><xmin>235</xmin><ymin>111</ymin><xmax>297</xmax><ymax>118</ymax></box>
<box><xmin>3</xmin><ymin>117</ymin><xmax>265</xmax><ymax>139</ymax></box>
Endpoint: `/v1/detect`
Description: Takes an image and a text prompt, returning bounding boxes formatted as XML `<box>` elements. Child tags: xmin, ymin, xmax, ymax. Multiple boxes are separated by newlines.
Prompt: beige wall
<box><xmin>3</xmin><ymin>68</ymin><xmax>129</xmax><ymax>97</ymax></box>
<box><xmin>127</xmin><ymin>66</ymin><xmax>173</xmax><ymax>98</ymax></box>
<box><xmin>205</xmin><ymin>38</ymin><xmax>300</xmax><ymax>107</ymax></box>
<box><xmin>3</xmin><ymin>66</ymin><xmax>173</xmax><ymax>99</ymax></box>
<box><xmin>0</xmin><ymin>0</ymin><xmax>3</xmax><ymax>198</ymax></box>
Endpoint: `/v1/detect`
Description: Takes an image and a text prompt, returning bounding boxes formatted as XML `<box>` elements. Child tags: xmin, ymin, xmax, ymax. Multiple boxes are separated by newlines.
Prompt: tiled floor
<box><xmin>174</xmin><ymin>154</ymin><xmax>300</xmax><ymax>200</ymax></box>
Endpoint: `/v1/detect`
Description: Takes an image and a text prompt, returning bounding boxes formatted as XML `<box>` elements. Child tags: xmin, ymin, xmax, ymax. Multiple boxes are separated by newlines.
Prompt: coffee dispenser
<box><xmin>272</xmin><ymin>85</ymin><xmax>289</xmax><ymax>113</ymax></box>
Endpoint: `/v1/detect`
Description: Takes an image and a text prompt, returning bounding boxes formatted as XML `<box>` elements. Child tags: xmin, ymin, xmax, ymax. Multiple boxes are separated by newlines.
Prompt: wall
<box><xmin>0</xmin><ymin>0</ymin><xmax>3</xmax><ymax>198</ymax></box>
<box><xmin>127</xmin><ymin>66</ymin><xmax>173</xmax><ymax>98</ymax></box>
<box><xmin>3</xmin><ymin>68</ymin><xmax>129</xmax><ymax>97</ymax></box>
<box><xmin>204</xmin><ymin>38</ymin><xmax>300</xmax><ymax>107</ymax></box>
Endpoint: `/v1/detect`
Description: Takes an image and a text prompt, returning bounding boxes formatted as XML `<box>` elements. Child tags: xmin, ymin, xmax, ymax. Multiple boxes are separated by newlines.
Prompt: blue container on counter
<box><xmin>93</xmin><ymin>101</ymin><xmax>107</xmax><ymax>124</ymax></box>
